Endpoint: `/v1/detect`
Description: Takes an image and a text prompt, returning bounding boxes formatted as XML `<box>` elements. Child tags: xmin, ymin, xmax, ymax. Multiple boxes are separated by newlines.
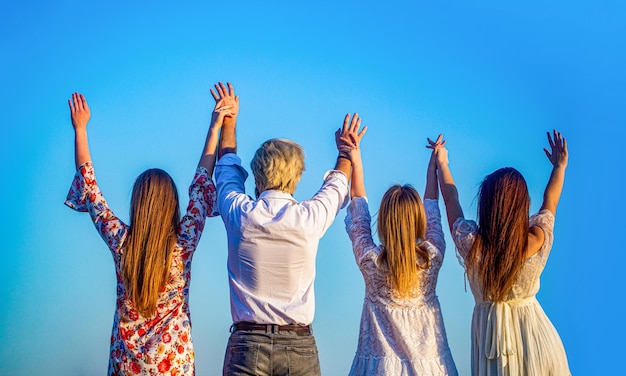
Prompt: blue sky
<box><xmin>1</xmin><ymin>1</ymin><xmax>624</xmax><ymax>375</ymax></box>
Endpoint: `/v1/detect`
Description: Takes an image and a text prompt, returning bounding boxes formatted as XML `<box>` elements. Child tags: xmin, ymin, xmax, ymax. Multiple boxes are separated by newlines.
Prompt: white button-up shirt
<box><xmin>215</xmin><ymin>153</ymin><xmax>349</xmax><ymax>325</ymax></box>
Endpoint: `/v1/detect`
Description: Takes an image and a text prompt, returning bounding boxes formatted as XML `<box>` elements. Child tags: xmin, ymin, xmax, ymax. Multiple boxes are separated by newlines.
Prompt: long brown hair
<box><xmin>466</xmin><ymin>167</ymin><xmax>530</xmax><ymax>302</ymax></box>
<box><xmin>377</xmin><ymin>185</ymin><xmax>430</xmax><ymax>298</ymax></box>
<box><xmin>122</xmin><ymin>169</ymin><xmax>180</xmax><ymax>318</ymax></box>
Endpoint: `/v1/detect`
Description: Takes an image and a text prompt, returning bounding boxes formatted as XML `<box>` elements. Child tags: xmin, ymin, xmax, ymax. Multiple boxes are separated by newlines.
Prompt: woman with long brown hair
<box><xmin>64</xmin><ymin>83</ymin><xmax>237</xmax><ymax>375</ymax></box>
<box><xmin>339</xmin><ymin>117</ymin><xmax>458</xmax><ymax>375</ymax></box>
<box><xmin>435</xmin><ymin>131</ymin><xmax>570</xmax><ymax>375</ymax></box>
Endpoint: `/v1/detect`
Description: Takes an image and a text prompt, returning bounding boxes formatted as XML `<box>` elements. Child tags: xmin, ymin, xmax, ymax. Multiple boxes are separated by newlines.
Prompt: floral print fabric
<box><xmin>65</xmin><ymin>162</ymin><xmax>216</xmax><ymax>376</ymax></box>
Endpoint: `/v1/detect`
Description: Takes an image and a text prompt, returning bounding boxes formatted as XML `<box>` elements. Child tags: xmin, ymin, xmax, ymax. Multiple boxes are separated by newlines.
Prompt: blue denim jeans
<box><xmin>222</xmin><ymin>326</ymin><xmax>322</xmax><ymax>376</ymax></box>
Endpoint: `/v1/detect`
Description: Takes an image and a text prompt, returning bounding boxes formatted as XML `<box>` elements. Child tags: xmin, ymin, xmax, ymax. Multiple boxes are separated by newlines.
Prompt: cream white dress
<box><xmin>345</xmin><ymin>197</ymin><xmax>458</xmax><ymax>376</ymax></box>
<box><xmin>452</xmin><ymin>210</ymin><xmax>570</xmax><ymax>376</ymax></box>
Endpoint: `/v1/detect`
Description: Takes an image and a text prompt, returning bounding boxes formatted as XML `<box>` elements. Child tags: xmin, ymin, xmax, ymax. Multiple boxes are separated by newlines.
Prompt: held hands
<box><xmin>210</xmin><ymin>82</ymin><xmax>238</xmax><ymax>127</ymax></box>
<box><xmin>335</xmin><ymin>113</ymin><xmax>367</xmax><ymax>161</ymax></box>
<box><xmin>68</xmin><ymin>92</ymin><xmax>90</xmax><ymax>131</ymax></box>
<box><xmin>426</xmin><ymin>134</ymin><xmax>448</xmax><ymax>166</ymax></box>
<box><xmin>544</xmin><ymin>130</ymin><xmax>568</xmax><ymax>169</ymax></box>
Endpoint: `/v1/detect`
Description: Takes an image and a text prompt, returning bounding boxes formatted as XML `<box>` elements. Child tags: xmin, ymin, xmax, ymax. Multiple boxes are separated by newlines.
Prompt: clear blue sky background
<box><xmin>1</xmin><ymin>1</ymin><xmax>624</xmax><ymax>375</ymax></box>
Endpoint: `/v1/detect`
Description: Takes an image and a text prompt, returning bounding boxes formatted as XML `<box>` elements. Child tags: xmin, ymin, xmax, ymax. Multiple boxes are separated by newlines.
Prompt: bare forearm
<box><xmin>437</xmin><ymin>161</ymin><xmax>464</xmax><ymax>231</ymax></box>
<box><xmin>198</xmin><ymin>125</ymin><xmax>221</xmax><ymax>175</ymax></box>
<box><xmin>334</xmin><ymin>156</ymin><xmax>352</xmax><ymax>182</ymax></box>
<box><xmin>541</xmin><ymin>165</ymin><xmax>566</xmax><ymax>215</ymax></box>
<box><xmin>74</xmin><ymin>129</ymin><xmax>91</xmax><ymax>170</ymax></box>
<box><xmin>350</xmin><ymin>156</ymin><xmax>366</xmax><ymax>198</ymax></box>
<box><xmin>218</xmin><ymin>123</ymin><xmax>237</xmax><ymax>159</ymax></box>
<box><xmin>424</xmin><ymin>156</ymin><xmax>438</xmax><ymax>200</ymax></box>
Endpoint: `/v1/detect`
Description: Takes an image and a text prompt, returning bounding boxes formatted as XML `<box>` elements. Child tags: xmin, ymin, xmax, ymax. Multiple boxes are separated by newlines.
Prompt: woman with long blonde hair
<box><xmin>435</xmin><ymin>131</ymin><xmax>570</xmax><ymax>375</ymax></box>
<box><xmin>64</xmin><ymin>82</ymin><xmax>237</xmax><ymax>375</ymax></box>
<box><xmin>339</xmin><ymin>117</ymin><xmax>457</xmax><ymax>376</ymax></box>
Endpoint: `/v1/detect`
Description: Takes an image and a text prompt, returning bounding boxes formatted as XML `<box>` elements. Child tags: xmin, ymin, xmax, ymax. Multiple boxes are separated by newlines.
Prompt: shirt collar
<box><xmin>258</xmin><ymin>189</ymin><xmax>298</xmax><ymax>203</ymax></box>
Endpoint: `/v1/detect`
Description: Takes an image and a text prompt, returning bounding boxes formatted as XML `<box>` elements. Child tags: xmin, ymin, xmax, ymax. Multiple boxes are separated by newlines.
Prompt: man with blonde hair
<box><xmin>212</xmin><ymin>82</ymin><xmax>355</xmax><ymax>375</ymax></box>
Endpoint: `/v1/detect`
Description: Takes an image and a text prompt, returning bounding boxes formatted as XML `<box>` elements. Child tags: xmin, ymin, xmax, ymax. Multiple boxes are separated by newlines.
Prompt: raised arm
<box><xmin>212</xmin><ymin>82</ymin><xmax>239</xmax><ymax>159</ymax></box>
<box><xmin>429</xmin><ymin>135</ymin><xmax>464</xmax><ymax>233</ymax></box>
<box><xmin>540</xmin><ymin>130</ymin><xmax>568</xmax><ymax>215</ymax></box>
<box><xmin>69</xmin><ymin>93</ymin><xmax>92</xmax><ymax>170</ymax></box>
<box><xmin>336</xmin><ymin>113</ymin><xmax>367</xmax><ymax>198</ymax></box>
<box><xmin>199</xmin><ymin>84</ymin><xmax>237</xmax><ymax>175</ymax></box>
<box><xmin>424</xmin><ymin>135</ymin><xmax>442</xmax><ymax>200</ymax></box>
<box><xmin>333</xmin><ymin>113</ymin><xmax>359</xmax><ymax>180</ymax></box>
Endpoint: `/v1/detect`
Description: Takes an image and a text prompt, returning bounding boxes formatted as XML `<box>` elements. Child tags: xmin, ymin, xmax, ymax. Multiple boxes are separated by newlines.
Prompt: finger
<box><xmin>80</xmin><ymin>94</ymin><xmax>88</xmax><ymax>110</ymax></box>
<box><xmin>543</xmin><ymin>148</ymin><xmax>552</xmax><ymax>162</ymax></box>
<box><xmin>441</xmin><ymin>140</ymin><xmax>447</xmax><ymax>147</ymax></box>
<box><xmin>218</xmin><ymin>82</ymin><xmax>228</xmax><ymax>98</ymax></box>
<box><xmin>235</xmin><ymin>95</ymin><xmax>239</xmax><ymax>104</ymax></box>
<box><xmin>436</xmin><ymin>134</ymin><xmax>443</xmax><ymax>144</ymax></box>
<box><xmin>75</xmin><ymin>93</ymin><xmax>84</xmax><ymax>111</ymax></box>
<box><xmin>353</xmin><ymin>117</ymin><xmax>361</xmax><ymax>133</ymax></box>
<box><xmin>342</xmin><ymin>114</ymin><xmax>350</xmax><ymax>134</ymax></box>
<box><xmin>546</xmin><ymin>131</ymin><xmax>555</xmax><ymax>149</ymax></box>
<box><xmin>358</xmin><ymin>125</ymin><xmax>368</xmax><ymax>139</ymax></box>
<box><xmin>214</xmin><ymin>83</ymin><xmax>224</xmax><ymax>98</ymax></box>
<box><xmin>210</xmin><ymin>88</ymin><xmax>219</xmax><ymax>101</ymax></box>
<box><xmin>350</xmin><ymin>113</ymin><xmax>359</xmax><ymax>130</ymax></box>
<box><xmin>68</xmin><ymin>97</ymin><xmax>75</xmax><ymax>113</ymax></box>
<box><xmin>228</xmin><ymin>82</ymin><xmax>235</xmax><ymax>97</ymax></box>
<box><xmin>562</xmin><ymin>137</ymin><xmax>567</xmax><ymax>152</ymax></box>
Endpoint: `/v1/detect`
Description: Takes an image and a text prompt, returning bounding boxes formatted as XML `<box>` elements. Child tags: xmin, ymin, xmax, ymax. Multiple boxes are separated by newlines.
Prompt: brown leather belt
<box><xmin>232</xmin><ymin>322</ymin><xmax>312</xmax><ymax>334</ymax></box>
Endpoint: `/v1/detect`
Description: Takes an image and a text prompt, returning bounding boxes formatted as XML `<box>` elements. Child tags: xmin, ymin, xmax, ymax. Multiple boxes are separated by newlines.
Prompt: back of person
<box><xmin>341</xmin><ymin>127</ymin><xmax>458</xmax><ymax>376</ymax></box>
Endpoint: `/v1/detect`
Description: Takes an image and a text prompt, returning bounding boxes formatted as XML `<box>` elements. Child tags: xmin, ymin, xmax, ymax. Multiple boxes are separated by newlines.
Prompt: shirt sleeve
<box><xmin>64</xmin><ymin>162</ymin><xmax>128</xmax><ymax>255</ymax></box>
<box><xmin>424</xmin><ymin>199</ymin><xmax>445</xmax><ymax>255</ymax></box>
<box><xmin>452</xmin><ymin>217</ymin><xmax>478</xmax><ymax>267</ymax></box>
<box><xmin>178</xmin><ymin>166</ymin><xmax>218</xmax><ymax>253</ymax></box>
<box><xmin>345</xmin><ymin>197</ymin><xmax>377</xmax><ymax>264</ymax></box>
<box><xmin>215</xmin><ymin>153</ymin><xmax>251</xmax><ymax>225</ymax></box>
<box><xmin>300</xmin><ymin>170</ymin><xmax>349</xmax><ymax>235</ymax></box>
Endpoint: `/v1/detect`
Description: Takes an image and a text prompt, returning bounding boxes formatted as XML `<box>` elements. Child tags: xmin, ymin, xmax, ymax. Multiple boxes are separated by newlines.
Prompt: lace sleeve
<box><xmin>178</xmin><ymin>166</ymin><xmax>218</xmax><ymax>254</ymax></box>
<box><xmin>345</xmin><ymin>197</ymin><xmax>377</xmax><ymax>264</ymax></box>
<box><xmin>452</xmin><ymin>217</ymin><xmax>478</xmax><ymax>267</ymax></box>
<box><xmin>424</xmin><ymin>199</ymin><xmax>445</xmax><ymax>256</ymax></box>
<box><xmin>530</xmin><ymin>210</ymin><xmax>555</xmax><ymax>262</ymax></box>
<box><xmin>64</xmin><ymin>162</ymin><xmax>128</xmax><ymax>255</ymax></box>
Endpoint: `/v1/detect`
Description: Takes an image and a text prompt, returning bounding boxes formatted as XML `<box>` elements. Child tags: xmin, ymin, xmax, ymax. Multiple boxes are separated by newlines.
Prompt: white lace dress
<box><xmin>345</xmin><ymin>197</ymin><xmax>458</xmax><ymax>376</ymax></box>
<box><xmin>452</xmin><ymin>210</ymin><xmax>570</xmax><ymax>376</ymax></box>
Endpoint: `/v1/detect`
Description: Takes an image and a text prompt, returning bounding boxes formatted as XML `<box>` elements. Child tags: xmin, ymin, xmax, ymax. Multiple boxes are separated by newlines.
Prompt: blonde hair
<box><xmin>250</xmin><ymin>138</ymin><xmax>305</xmax><ymax>195</ymax></box>
<box><xmin>377</xmin><ymin>185</ymin><xmax>430</xmax><ymax>298</ymax></box>
<box><xmin>122</xmin><ymin>169</ymin><xmax>180</xmax><ymax>318</ymax></box>
<box><xmin>467</xmin><ymin>167</ymin><xmax>530</xmax><ymax>302</ymax></box>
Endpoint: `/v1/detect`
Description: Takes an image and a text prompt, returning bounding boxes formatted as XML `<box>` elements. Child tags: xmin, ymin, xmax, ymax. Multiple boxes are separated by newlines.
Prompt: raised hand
<box><xmin>210</xmin><ymin>82</ymin><xmax>239</xmax><ymax>122</ymax></box>
<box><xmin>335</xmin><ymin>113</ymin><xmax>367</xmax><ymax>159</ymax></box>
<box><xmin>427</xmin><ymin>134</ymin><xmax>449</xmax><ymax>166</ymax></box>
<box><xmin>543</xmin><ymin>130</ymin><xmax>568</xmax><ymax>169</ymax></box>
<box><xmin>68</xmin><ymin>92</ymin><xmax>90</xmax><ymax>131</ymax></box>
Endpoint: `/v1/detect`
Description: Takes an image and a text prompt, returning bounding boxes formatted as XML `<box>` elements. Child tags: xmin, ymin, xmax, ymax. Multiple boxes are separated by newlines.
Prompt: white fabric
<box><xmin>345</xmin><ymin>197</ymin><xmax>458</xmax><ymax>376</ymax></box>
<box><xmin>215</xmin><ymin>153</ymin><xmax>349</xmax><ymax>325</ymax></box>
<box><xmin>453</xmin><ymin>210</ymin><xmax>570</xmax><ymax>376</ymax></box>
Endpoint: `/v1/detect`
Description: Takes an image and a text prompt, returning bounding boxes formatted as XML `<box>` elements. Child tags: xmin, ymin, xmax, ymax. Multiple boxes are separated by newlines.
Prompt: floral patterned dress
<box><xmin>65</xmin><ymin>162</ymin><xmax>216</xmax><ymax>376</ymax></box>
<box><xmin>345</xmin><ymin>197</ymin><xmax>458</xmax><ymax>376</ymax></box>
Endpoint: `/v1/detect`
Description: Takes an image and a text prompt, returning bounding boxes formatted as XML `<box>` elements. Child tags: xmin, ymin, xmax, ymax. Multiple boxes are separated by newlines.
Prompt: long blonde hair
<box><xmin>122</xmin><ymin>169</ymin><xmax>180</xmax><ymax>318</ymax></box>
<box><xmin>377</xmin><ymin>185</ymin><xmax>430</xmax><ymax>298</ymax></box>
<box><xmin>467</xmin><ymin>167</ymin><xmax>530</xmax><ymax>302</ymax></box>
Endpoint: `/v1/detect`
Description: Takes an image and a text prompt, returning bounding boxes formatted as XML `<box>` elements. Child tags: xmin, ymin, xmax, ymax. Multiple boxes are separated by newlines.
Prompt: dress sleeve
<box><xmin>424</xmin><ymin>199</ymin><xmax>445</xmax><ymax>255</ymax></box>
<box><xmin>64</xmin><ymin>162</ymin><xmax>128</xmax><ymax>254</ymax></box>
<box><xmin>345</xmin><ymin>197</ymin><xmax>377</xmax><ymax>264</ymax></box>
<box><xmin>529</xmin><ymin>210</ymin><xmax>555</xmax><ymax>262</ymax></box>
<box><xmin>178</xmin><ymin>166</ymin><xmax>218</xmax><ymax>253</ymax></box>
<box><xmin>452</xmin><ymin>217</ymin><xmax>478</xmax><ymax>267</ymax></box>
